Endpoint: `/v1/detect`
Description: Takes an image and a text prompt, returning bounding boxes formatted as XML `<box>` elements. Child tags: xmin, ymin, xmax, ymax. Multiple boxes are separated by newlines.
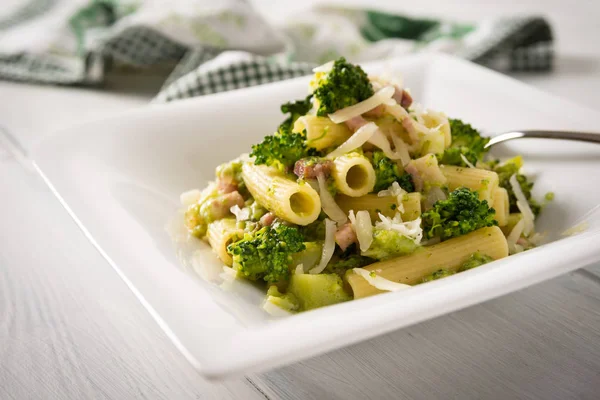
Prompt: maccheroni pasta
<box><xmin>180</xmin><ymin>57</ymin><xmax>549</xmax><ymax>316</ymax></box>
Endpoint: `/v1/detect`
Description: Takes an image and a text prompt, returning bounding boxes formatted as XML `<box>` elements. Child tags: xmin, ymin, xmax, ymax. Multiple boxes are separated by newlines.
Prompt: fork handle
<box><xmin>485</xmin><ymin>130</ymin><xmax>600</xmax><ymax>148</ymax></box>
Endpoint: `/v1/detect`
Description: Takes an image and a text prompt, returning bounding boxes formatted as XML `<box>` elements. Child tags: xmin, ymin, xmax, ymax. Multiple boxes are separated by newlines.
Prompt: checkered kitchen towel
<box><xmin>0</xmin><ymin>0</ymin><xmax>553</xmax><ymax>102</ymax></box>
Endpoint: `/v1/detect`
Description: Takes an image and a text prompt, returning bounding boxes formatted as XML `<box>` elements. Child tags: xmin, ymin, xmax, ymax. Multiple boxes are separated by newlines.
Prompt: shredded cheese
<box><xmin>367</xmin><ymin>129</ymin><xmax>406</xmax><ymax>161</ymax></box>
<box><xmin>326</xmin><ymin>122</ymin><xmax>378</xmax><ymax>159</ymax></box>
<box><xmin>310</xmin><ymin>219</ymin><xmax>337</xmax><ymax>274</ymax></box>
<box><xmin>230</xmin><ymin>205</ymin><xmax>250</xmax><ymax>221</ymax></box>
<box><xmin>377</xmin><ymin>182</ymin><xmax>407</xmax><ymax>213</ymax></box>
<box><xmin>528</xmin><ymin>232</ymin><xmax>547</xmax><ymax>246</ymax></box>
<box><xmin>410</xmin><ymin>103</ymin><xmax>426</xmax><ymax>124</ymax></box>
<box><xmin>328</xmin><ymin>86</ymin><xmax>395</xmax><ymax>123</ymax></box>
<box><xmin>376</xmin><ymin>213</ymin><xmax>423</xmax><ymax>244</ymax></box>
<box><xmin>509</xmin><ymin>174</ymin><xmax>535</xmax><ymax>236</ymax></box>
<box><xmin>506</xmin><ymin>218</ymin><xmax>525</xmax><ymax>254</ymax></box>
<box><xmin>348</xmin><ymin>210</ymin><xmax>373</xmax><ymax>252</ymax></box>
<box><xmin>352</xmin><ymin>268</ymin><xmax>412</xmax><ymax>292</ymax></box>
<box><xmin>390</xmin><ymin>133</ymin><xmax>411</xmax><ymax>166</ymax></box>
<box><xmin>316</xmin><ymin>174</ymin><xmax>348</xmax><ymax>224</ymax></box>
<box><xmin>384</xmin><ymin>101</ymin><xmax>410</xmax><ymax>122</ymax></box>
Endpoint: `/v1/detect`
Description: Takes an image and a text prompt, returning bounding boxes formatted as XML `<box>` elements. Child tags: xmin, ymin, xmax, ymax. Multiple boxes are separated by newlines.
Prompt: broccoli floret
<box><xmin>312</xmin><ymin>57</ymin><xmax>374</xmax><ymax>116</ymax></box>
<box><xmin>369</xmin><ymin>151</ymin><xmax>415</xmax><ymax>192</ymax></box>
<box><xmin>422</xmin><ymin>269</ymin><xmax>454</xmax><ymax>283</ymax></box>
<box><xmin>362</xmin><ymin>228</ymin><xmax>419</xmax><ymax>261</ymax></box>
<box><xmin>438</xmin><ymin>119</ymin><xmax>490</xmax><ymax>167</ymax></box>
<box><xmin>279</xmin><ymin>96</ymin><xmax>312</xmax><ymax>132</ymax></box>
<box><xmin>421</xmin><ymin>187</ymin><xmax>497</xmax><ymax>241</ymax></box>
<box><xmin>250</xmin><ymin>126</ymin><xmax>320</xmax><ymax>172</ymax></box>
<box><xmin>298</xmin><ymin>218</ymin><xmax>327</xmax><ymax>241</ymax></box>
<box><xmin>228</xmin><ymin>223</ymin><xmax>306</xmax><ymax>283</ymax></box>
<box><xmin>493</xmin><ymin>156</ymin><xmax>541</xmax><ymax>216</ymax></box>
<box><xmin>250</xmin><ymin>94</ymin><xmax>316</xmax><ymax>171</ymax></box>
<box><xmin>458</xmin><ymin>252</ymin><xmax>494</xmax><ymax>272</ymax></box>
<box><xmin>264</xmin><ymin>285</ymin><xmax>300</xmax><ymax>313</ymax></box>
<box><xmin>287</xmin><ymin>273</ymin><xmax>352</xmax><ymax>311</ymax></box>
<box><xmin>325</xmin><ymin>254</ymin><xmax>376</xmax><ymax>277</ymax></box>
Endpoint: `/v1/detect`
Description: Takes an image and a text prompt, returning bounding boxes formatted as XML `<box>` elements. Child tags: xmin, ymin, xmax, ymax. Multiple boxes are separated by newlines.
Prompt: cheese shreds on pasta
<box><xmin>349</xmin><ymin>210</ymin><xmax>373</xmax><ymax>252</ymax></box>
<box><xmin>509</xmin><ymin>174</ymin><xmax>534</xmax><ymax>236</ymax></box>
<box><xmin>352</xmin><ymin>268</ymin><xmax>412</xmax><ymax>292</ymax></box>
<box><xmin>326</xmin><ymin>122</ymin><xmax>378</xmax><ymax>159</ymax></box>
<box><xmin>317</xmin><ymin>174</ymin><xmax>348</xmax><ymax>224</ymax></box>
<box><xmin>310</xmin><ymin>219</ymin><xmax>337</xmax><ymax>274</ymax></box>
<box><xmin>328</xmin><ymin>86</ymin><xmax>395</xmax><ymax>123</ymax></box>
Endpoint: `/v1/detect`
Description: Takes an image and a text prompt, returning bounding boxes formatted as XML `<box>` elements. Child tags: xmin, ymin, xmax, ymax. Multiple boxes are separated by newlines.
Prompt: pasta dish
<box><xmin>180</xmin><ymin>58</ymin><xmax>549</xmax><ymax>315</ymax></box>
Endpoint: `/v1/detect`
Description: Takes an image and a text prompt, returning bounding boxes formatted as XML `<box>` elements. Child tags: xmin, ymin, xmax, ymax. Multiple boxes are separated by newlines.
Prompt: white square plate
<box><xmin>32</xmin><ymin>54</ymin><xmax>600</xmax><ymax>379</ymax></box>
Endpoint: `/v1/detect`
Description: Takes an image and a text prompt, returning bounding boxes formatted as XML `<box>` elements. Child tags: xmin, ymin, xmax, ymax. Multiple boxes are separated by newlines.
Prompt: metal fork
<box><xmin>485</xmin><ymin>130</ymin><xmax>600</xmax><ymax>149</ymax></box>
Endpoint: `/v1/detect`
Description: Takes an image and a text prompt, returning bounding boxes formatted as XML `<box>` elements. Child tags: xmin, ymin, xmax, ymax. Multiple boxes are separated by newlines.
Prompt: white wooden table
<box><xmin>1</xmin><ymin>1</ymin><xmax>600</xmax><ymax>399</ymax></box>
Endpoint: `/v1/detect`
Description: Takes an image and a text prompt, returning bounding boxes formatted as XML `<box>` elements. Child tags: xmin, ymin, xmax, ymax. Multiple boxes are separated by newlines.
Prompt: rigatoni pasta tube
<box><xmin>207</xmin><ymin>218</ymin><xmax>243</xmax><ymax>266</ymax></box>
<box><xmin>242</xmin><ymin>163</ymin><xmax>321</xmax><ymax>225</ymax></box>
<box><xmin>336</xmin><ymin>192</ymin><xmax>422</xmax><ymax>221</ymax></box>
<box><xmin>440</xmin><ymin>165</ymin><xmax>499</xmax><ymax>204</ymax></box>
<box><xmin>492</xmin><ymin>188</ymin><xmax>509</xmax><ymax>227</ymax></box>
<box><xmin>331</xmin><ymin>153</ymin><xmax>376</xmax><ymax>197</ymax></box>
<box><xmin>346</xmin><ymin>226</ymin><xmax>508</xmax><ymax>298</ymax></box>
<box><xmin>293</xmin><ymin>116</ymin><xmax>351</xmax><ymax>151</ymax></box>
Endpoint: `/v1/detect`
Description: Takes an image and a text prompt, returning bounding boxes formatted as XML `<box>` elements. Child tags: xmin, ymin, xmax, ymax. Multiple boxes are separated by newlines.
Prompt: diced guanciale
<box><xmin>216</xmin><ymin>177</ymin><xmax>238</xmax><ymax>194</ymax></box>
<box><xmin>344</xmin><ymin>115</ymin><xmax>369</xmax><ymax>132</ymax></box>
<box><xmin>393</xmin><ymin>88</ymin><xmax>413</xmax><ymax>109</ymax></box>
<box><xmin>259</xmin><ymin>212</ymin><xmax>276</xmax><ymax>227</ymax></box>
<box><xmin>363</xmin><ymin>104</ymin><xmax>386</xmax><ymax>118</ymax></box>
<box><xmin>335</xmin><ymin>222</ymin><xmax>358</xmax><ymax>251</ymax></box>
<box><xmin>293</xmin><ymin>158</ymin><xmax>334</xmax><ymax>180</ymax></box>
<box><xmin>207</xmin><ymin>191</ymin><xmax>244</xmax><ymax>220</ymax></box>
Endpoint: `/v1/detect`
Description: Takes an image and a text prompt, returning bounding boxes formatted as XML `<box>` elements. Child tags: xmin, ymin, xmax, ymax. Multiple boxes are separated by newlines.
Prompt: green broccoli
<box><xmin>250</xmin><ymin>93</ymin><xmax>316</xmax><ymax>172</ymax></box>
<box><xmin>298</xmin><ymin>218</ymin><xmax>327</xmax><ymax>241</ymax></box>
<box><xmin>422</xmin><ymin>269</ymin><xmax>454</xmax><ymax>283</ymax></box>
<box><xmin>287</xmin><ymin>273</ymin><xmax>352</xmax><ymax>311</ymax></box>
<box><xmin>438</xmin><ymin>119</ymin><xmax>490</xmax><ymax>167</ymax></box>
<box><xmin>325</xmin><ymin>254</ymin><xmax>376</xmax><ymax>277</ymax></box>
<box><xmin>492</xmin><ymin>156</ymin><xmax>541</xmax><ymax>216</ymax></box>
<box><xmin>312</xmin><ymin>57</ymin><xmax>374</xmax><ymax>116</ymax></box>
<box><xmin>361</xmin><ymin>228</ymin><xmax>419</xmax><ymax>260</ymax></box>
<box><xmin>250</xmin><ymin>126</ymin><xmax>320</xmax><ymax>172</ymax></box>
<box><xmin>264</xmin><ymin>285</ymin><xmax>300</xmax><ymax>313</ymax></box>
<box><xmin>227</xmin><ymin>223</ymin><xmax>306</xmax><ymax>283</ymax></box>
<box><xmin>279</xmin><ymin>96</ymin><xmax>312</xmax><ymax>132</ymax></box>
<box><xmin>458</xmin><ymin>252</ymin><xmax>494</xmax><ymax>272</ymax></box>
<box><xmin>421</xmin><ymin>187</ymin><xmax>497</xmax><ymax>241</ymax></box>
<box><xmin>369</xmin><ymin>151</ymin><xmax>415</xmax><ymax>192</ymax></box>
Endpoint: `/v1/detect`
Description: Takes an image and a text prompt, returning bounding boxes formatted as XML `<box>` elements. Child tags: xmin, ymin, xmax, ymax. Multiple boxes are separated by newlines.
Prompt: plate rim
<box><xmin>31</xmin><ymin>52</ymin><xmax>600</xmax><ymax>379</ymax></box>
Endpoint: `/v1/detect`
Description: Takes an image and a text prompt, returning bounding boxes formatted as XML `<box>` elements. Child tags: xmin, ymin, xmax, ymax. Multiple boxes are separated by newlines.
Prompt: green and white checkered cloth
<box><xmin>0</xmin><ymin>0</ymin><xmax>553</xmax><ymax>102</ymax></box>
